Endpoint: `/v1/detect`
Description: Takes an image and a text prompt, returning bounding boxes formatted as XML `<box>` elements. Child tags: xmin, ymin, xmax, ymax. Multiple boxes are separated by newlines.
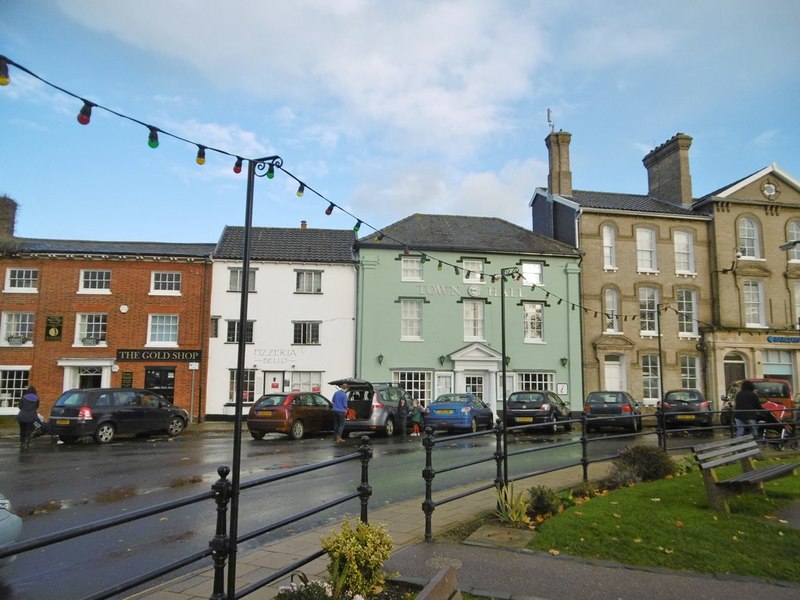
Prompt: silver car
<box><xmin>0</xmin><ymin>491</ymin><xmax>23</xmax><ymax>567</ymax></box>
<box><xmin>329</xmin><ymin>378</ymin><xmax>412</xmax><ymax>437</ymax></box>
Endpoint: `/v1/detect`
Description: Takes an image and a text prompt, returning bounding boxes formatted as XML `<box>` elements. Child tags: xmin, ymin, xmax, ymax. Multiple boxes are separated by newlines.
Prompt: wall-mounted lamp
<box><xmin>438</xmin><ymin>355</ymin><xmax>446</xmax><ymax>366</ymax></box>
<box><xmin>721</xmin><ymin>248</ymin><xmax>743</xmax><ymax>274</ymax></box>
<box><xmin>377</xmin><ymin>354</ymin><xmax>384</xmax><ymax>365</ymax></box>
<box><xmin>780</xmin><ymin>240</ymin><xmax>800</xmax><ymax>251</ymax></box>
<box><xmin>560</xmin><ymin>357</ymin><xmax>568</xmax><ymax>367</ymax></box>
<box><xmin>504</xmin><ymin>355</ymin><xmax>511</xmax><ymax>366</ymax></box>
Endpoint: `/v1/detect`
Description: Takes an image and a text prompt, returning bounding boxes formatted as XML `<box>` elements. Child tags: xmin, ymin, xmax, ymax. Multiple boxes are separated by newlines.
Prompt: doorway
<box><xmin>78</xmin><ymin>367</ymin><xmax>102</xmax><ymax>389</ymax></box>
<box><xmin>145</xmin><ymin>367</ymin><xmax>176</xmax><ymax>403</ymax></box>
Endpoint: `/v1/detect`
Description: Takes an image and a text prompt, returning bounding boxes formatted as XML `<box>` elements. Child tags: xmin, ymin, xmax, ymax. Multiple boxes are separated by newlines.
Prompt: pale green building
<box><xmin>355</xmin><ymin>213</ymin><xmax>583</xmax><ymax>416</ymax></box>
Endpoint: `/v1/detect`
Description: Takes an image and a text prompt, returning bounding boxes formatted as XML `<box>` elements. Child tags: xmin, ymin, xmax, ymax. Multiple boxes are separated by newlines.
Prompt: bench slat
<box><xmin>721</xmin><ymin>463</ymin><xmax>799</xmax><ymax>486</ymax></box>
<box><xmin>692</xmin><ymin>436</ymin><xmax>758</xmax><ymax>452</ymax></box>
<box><xmin>696</xmin><ymin>447</ymin><xmax>761</xmax><ymax>470</ymax></box>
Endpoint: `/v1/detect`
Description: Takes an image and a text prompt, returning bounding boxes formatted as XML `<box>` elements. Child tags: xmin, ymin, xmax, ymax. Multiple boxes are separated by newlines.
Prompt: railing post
<box><xmin>656</xmin><ymin>406</ymin><xmax>666</xmax><ymax>451</ymax></box>
<box><xmin>580</xmin><ymin>413</ymin><xmax>589</xmax><ymax>482</ymax></box>
<box><xmin>493</xmin><ymin>418</ymin><xmax>504</xmax><ymax>492</ymax></box>
<box><xmin>357</xmin><ymin>435</ymin><xmax>373</xmax><ymax>524</ymax></box>
<box><xmin>422</xmin><ymin>426</ymin><xmax>436</xmax><ymax>543</ymax></box>
<box><xmin>209</xmin><ymin>465</ymin><xmax>231</xmax><ymax>600</ymax></box>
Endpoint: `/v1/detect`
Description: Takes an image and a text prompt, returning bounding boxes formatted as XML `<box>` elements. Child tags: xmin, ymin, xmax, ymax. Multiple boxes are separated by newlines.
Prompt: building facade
<box><xmin>204</xmin><ymin>223</ymin><xmax>358</xmax><ymax>417</ymax></box>
<box><xmin>356</xmin><ymin>214</ymin><xmax>583</xmax><ymax>416</ymax></box>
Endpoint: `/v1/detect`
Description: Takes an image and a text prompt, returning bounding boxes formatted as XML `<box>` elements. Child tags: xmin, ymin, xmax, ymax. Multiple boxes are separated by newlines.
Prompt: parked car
<box><xmin>425</xmin><ymin>393</ymin><xmax>494</xmax><ymax>433</ymax></box>
<box><xmin>720</xmin><ymin>378</ymin><xmax>794</xmax><ymax>426</ymax></box>
<box><xmin>583</xmin><ymin>391</ymin><xmax>642</xmax><ymax>433</ymax></box>
<box><xmin>247</xmin><ymin>392</ymin><xmax>333</xmax><ymax>440</ymax></box>
<box><xmin>328</xmin><ymin>378</ymin><xmax>412</xmax><ymax>437</ymax></box>
<box><xmin>48</xmin><ymin>388</ymin><xmax>188</xmax><ymax>444</ymax></box>
<box><xmin>504</xmin><ymin>390</ymin><xmax>572</xmax><ymax>433</ymax></box>
<box><xmin>0</xmin><ymin>491</ymin><xmax>23</xmax><ymax>567</ymax></box>
<box><xmin>659</xmin><ymin>389</ymin><xmax>712</xmax><ymax>428</ymax></box>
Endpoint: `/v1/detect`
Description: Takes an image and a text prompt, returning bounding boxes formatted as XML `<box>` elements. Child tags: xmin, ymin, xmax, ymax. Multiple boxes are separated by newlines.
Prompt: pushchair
<box><xmin>31</xmin><ymin>413</ymin><xmax>48</xmax><ymax>438</ymax></box>
<box><xmin>757</xmin><ymin>399</ymin><xmax>798</xmax><ymax>451</ymax></box>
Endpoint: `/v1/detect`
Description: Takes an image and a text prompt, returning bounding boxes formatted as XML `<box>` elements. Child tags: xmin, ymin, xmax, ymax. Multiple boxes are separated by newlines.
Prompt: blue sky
<box><xmin>2</xmin><ymin>0</ymin><xmax>799</xmax><ymax>243</ymax></box>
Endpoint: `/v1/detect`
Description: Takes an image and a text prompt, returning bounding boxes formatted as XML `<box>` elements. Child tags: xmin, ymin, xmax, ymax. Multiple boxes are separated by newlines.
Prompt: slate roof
<box><xmin>1</xmin><ymin>237</ymin><xmax>216</xmax><ymax>258</ymax></box>
<box><xmin>214</xmin><ymin>226</ymin><xmax>357</xmax><ymax>263</ymax></box>
<box><xmin>567</xmin><ymin>190</ymin><xmax>699</xmax><ymax>216</ymax></box>
<box><xmin>358</xmin><ymin>214</ymin><xmax>579</xmax><ymax>257</ymax></box>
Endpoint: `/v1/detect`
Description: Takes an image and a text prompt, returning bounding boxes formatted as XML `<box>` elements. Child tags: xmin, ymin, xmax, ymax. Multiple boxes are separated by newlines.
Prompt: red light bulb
<box><xmin>77</xmin><ymin>101</ymin><xmax>92</xmax><ymax>125</ymax></box>
<box><xmin>233</xmin><ymin>158</ymin><xmax>243</xmax><ymax>174</ymax></box>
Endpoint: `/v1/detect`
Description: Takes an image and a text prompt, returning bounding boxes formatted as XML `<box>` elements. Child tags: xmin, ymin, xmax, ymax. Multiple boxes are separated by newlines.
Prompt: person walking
<box><xmin>332</xmin><ymin>382</ymin><xmax>349</xmax><ymax>443</ymax></box>
<box><xmin>410</xmin><ymin>399</ymin><xmax>428</xmax><ymax>436</ymax></box>
<box><xmin>397</xmin><ymin>397</ymin><xmax>410</xmax><ymax>439</ymax></box>
<box><xmin>17</xmin><ymin>385</ymin><xmax>40</xmax><ymax>450</ymax></box>
<box><xmin>734</xmin><ymin>379</ymin><xmax>762</xmax><ymax>437</ymax></box>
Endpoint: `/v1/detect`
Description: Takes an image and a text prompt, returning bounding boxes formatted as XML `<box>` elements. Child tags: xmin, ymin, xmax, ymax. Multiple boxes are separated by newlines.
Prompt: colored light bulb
<box><xmin>325</xmin><ymin>203</ymin><xmax>334</xmax><ymax>215</ymax></box>
<box><xmin>353</xmin><ymin>220</ymin><xmax>362</xmax><ymax>232</ymax></box>
<box><xmin>77</xmin><ymin>101</ymin><xmax>92</xmax><ymax>125</ymax></box>
<box><xmin>196</xmin><ymin>146</ymin><xmax>206</xmax><ymax>165</ymax></box>
<box><xmin>266</xmin><ymin>164</ymin><xmax>275</xmax><ymax>179</ymax></box>
<box><xmin>147</xmin><ymin>127</ymin><xmax>159</xmax><ymax>149</ymax></box>
<box><xmin>296</xmin><ymin>183</ymin><xmax>305</xmax><ymax>197</ymax></box>
<box><xmin>0</xmin><ymin>57</ymin><xmax>9</xmax><ymax>86</ymax></box>
<box><xmin>437</xmin><ymin>261</ymin><xmax>443</xmax><ymax>271</ymax></box>
<box><xmin>233</xmin><ymin>158</ymin><xmax>243</xmax><ymax>174</ymax></box>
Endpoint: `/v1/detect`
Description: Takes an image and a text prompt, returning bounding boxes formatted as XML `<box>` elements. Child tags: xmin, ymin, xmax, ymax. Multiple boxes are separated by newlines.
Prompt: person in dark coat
<box><xmin>397</xmin><ymin>397</ymin><xmax>410</xmax><ymax>439</ymax></box>
<box><xmin>733</xmin><ymin>380</ymin><xmax>762</xmax><ymax>437</ymax></box>
<box><xmin>17</xmin><ymin>385</ymin><xmax>40</xmax><ymax>449</ymax></box>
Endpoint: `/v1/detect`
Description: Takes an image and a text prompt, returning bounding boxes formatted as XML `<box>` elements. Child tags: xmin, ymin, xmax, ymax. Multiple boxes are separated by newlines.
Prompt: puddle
<box><xmin>96</xmin><ymin>486</ymin><xmax>138</xmax><ymax>503</ymax></box>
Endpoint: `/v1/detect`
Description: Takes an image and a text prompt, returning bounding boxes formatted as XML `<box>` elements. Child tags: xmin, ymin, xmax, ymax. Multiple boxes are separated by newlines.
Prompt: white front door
<box><xmin>435</xmin><ymin>372</ymin><xmax>453</xmax><ymax>399</ymax></box>
<box><xmin>465</xmin><ymin>372</ymin><xmax>486</xmax><ymax>400</ymax></box>
<box><xmin>604</xmin><ymin>355</ymin><xmax>623</xmax><ymax>390</ymax></box>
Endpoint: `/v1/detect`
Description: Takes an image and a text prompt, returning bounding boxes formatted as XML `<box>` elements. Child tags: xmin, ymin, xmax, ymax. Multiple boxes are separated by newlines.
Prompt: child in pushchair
<box><xmin>31</xmin><ymin>413</ymin><xmax>48</xmax><ymax>438</ymax></box>
<box><xmin>757</xmin><ymin>399</ymin><xmax>798</xmax><ymax>451</ymax></box>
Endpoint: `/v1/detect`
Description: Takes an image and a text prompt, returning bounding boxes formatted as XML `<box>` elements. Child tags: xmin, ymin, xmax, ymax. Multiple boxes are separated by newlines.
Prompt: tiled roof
<box><xmin>567</xmin><ymin>190</ymin><xmax>699</xmax><ymax>216</ymax></box>
<box><xmin>358</xmin><ymin>214</ymin><xmax>579</xmax><ymax>256</ymax></box>
<box><xmin>3</xmin><ymin>237</ymin><xmax>216</xmax><ymax>258</ymax></box>
<box><xmin>214</xmin><ymin>226</ymin><xmax>357</xmax><ymax>262</ymax></box>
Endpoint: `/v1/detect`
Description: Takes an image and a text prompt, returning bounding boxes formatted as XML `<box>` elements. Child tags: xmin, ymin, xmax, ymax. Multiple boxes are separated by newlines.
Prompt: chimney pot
<box><xmin>300</xmin><ymin>220</ymin><xmax>307</xmax><ymax>229</ymax></box>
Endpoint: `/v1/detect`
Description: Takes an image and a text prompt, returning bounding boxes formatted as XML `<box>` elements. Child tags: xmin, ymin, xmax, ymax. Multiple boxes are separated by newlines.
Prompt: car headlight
<box><xmin>461</xmin><ymin>407</ymin><xmax>471</xmax><ymax>414</ymax></box>
<box><xmin>0</xmin><ymin>498</ymin><xmax>14</xmax><ymax>513</ymax></box>
<box><xmin>540</xmin><ymin>403</ymin><xmax>551</xmax><ymax>411</ymax></box>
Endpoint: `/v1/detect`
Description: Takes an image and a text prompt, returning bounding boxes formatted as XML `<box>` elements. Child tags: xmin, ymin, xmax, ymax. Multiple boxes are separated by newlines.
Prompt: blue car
<box><xmin>425</xmin><ymin>393</ymin><xmax>494</xmax><ymax>433</ymax></box>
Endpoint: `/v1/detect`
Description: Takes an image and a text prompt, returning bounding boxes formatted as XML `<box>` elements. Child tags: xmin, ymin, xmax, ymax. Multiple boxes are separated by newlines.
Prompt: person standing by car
<box><xmin>332</xmin><ymin>382</ymin><xmax>349</xmax><ymax>443</ymax></box>
<box><xmin>17</xmin><ymin>385</ymin><xmax>40</xmax><ymax>450</ymax></box>
<box><xmin>397</xmin><ymin>396</ymin><xmax>410</xmax><ymax>439</ymax></box>
<box><xmin>410</xmin><ymin>399</ymin><xmax>428</xmax><ymax>436</ymax></box>
<box><xmin>734</xmin><ymin>380</ymin><xmax>762</xmax><ymax>437</ymax></box>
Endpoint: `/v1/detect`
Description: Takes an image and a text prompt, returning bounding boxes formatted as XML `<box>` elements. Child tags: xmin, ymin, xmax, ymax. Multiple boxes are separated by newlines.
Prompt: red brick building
<box><xmin>0</xmin><ymin>196</ymin><xmax>214</xmax><ymax>419</ymax></box>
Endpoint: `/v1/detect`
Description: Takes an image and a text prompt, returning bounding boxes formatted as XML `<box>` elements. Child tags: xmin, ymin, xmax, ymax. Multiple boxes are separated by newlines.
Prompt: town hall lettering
<box><xmin>416</xmin><ymin>285</ymin><xmax>524</xmax><ymax>298</ymax></box>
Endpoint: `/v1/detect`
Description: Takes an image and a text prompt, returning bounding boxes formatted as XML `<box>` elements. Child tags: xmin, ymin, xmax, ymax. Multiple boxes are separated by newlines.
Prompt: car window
<box><xmin>312</xmin><ymin>395</ymin><xmax>330</xmax><ymax>407</ymax></box>
<box><xmin>255</xmin><ymin>395</ymin><xmax>286</xmax><ymax>407</ymax></box>
<box><xmin>95</xmin><ymin>392</ymin><xmax>113</xmax><ymax>407</ymax></box>
<box><xmin>140</xmin><ymin>393</ymin><xmax>160</xmax><ymax>407</ymax></box>
<box><xmin>56</xmin><ymin>391</ymin><xmax>87</xmax><ymax>407</ymax></box>
<box><xmin>117</xmin><ymin>391</ymin><xmax>141</xmax><ymax>407</ymax></box>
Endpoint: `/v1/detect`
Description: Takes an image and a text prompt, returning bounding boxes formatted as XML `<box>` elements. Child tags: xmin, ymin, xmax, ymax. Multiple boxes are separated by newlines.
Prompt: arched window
<box><xmin>603</xmin><ymin>288</ymin><xmax>620</xmax><ymax>333</ymax></box>
<box><xmin>787</xmin><ymin>221</ymin><xmax>800</xmax><ymax>261</ymax></box>
<box><xmin>602</xmin><ymin>224</ymin><xmax>617</xmax><ymax>269</ymax></box>
<box><xmin>738</xmin><ymin>217</ymin><xmax>761</xmax><ymax>258</ymax></box>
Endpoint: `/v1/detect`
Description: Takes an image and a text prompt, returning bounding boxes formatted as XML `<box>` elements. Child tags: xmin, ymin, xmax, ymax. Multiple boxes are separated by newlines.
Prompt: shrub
<box><xmin>275</xmin><ymin>573</ymin><xmax>333</xmax><ymax>600</ymax></box>
<box><xmin>495</xmin><ymin>483</ymin><xmax>532</xmax><ymax>528</ymax></box>
<box><xmin>320</xmin><ymin>520</ymin><xmax>393</xmax><ymax>599</ymax></box>
<box><xmin>526</xmin><ymin>485</ymin><xmax>560</xmax><ymax>517</ymax></box>
<box><xmin>611</xmin><ymin>445</ymin><xmax>679</xmax><ymax>482</ymax></box>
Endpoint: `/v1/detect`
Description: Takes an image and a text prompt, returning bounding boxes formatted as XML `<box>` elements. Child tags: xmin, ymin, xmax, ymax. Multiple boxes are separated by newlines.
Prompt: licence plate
<box><xmin>677</xmin><ymin>415</ymin><xmax>695</xmax><ymax>420</ymax></box>
<box><xmin>517</xmin><ymin>417</ymin><xmax>533</xmax><ymax>423</ymax></box>
<box><xmin>257</xmin><ymin>410</ymin><xmax>273</xmax><ymax>417</ymax></box>
<box><xmin>438</xmin><ymin>409</ymin><xmax>454</xmax><ymax>414</ymax></box>
<box><xmin>56</xmin><ymin>419</ymin><xmax>70</xmax><ymax>425</ymax></box>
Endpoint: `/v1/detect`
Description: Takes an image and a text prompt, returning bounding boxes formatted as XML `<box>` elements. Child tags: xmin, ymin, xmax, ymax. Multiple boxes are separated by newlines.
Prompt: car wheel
<box><xmin>548</xmin><ymin>413</ymin><xmax>558</xmax><ymax>434</ymax></box>
<box><xmin>629</xmin><ymin>417</ymin><xmax>640</xmax><ymax>433</ymax></box>
<box><xmin>58</xmin><ymin>435</ymin><xmax>78</xmax><ymax>443</ymax></box>
<box><xmin>383</xmin><ymin>418</ymin><xmax>395</xmax><ymax>437</ymax></box>
<box><xmin>249</xmin><ymin>430</ymin><xmax>266</xmax><ymax>440</ymax></box>
<box><xmin>94</xmin><ymin>423</ymin><xmax>116</xmax><ymax>444</ymax></box>
<box><xmin>564</xmin><ymin>419</ymin><xmax>573</xmax><ymax>432</ymax></box>
<box><xmin>289</xmin><ymin>420</ymin><xmax>305</xmax><ymax>440</ymax></box>
<box><xmin>469</xmin><ymin>418</ymin><xmax>478</xmax><ymax>433</ymax></box>
<box><xmin>167</xmin><ymin>416</ymin><xmax>186</xmax><ymax>437</ymax></box>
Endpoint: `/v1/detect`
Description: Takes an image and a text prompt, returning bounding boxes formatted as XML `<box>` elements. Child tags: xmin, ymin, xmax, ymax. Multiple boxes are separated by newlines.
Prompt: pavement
<box><xmin>5</xmin><ymin>419</ymin><xmax>800</xmax><ymax>599</ymax></box>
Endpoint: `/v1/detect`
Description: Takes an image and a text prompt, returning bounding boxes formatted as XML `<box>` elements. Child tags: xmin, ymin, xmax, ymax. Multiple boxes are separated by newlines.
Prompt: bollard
<box><xmin>580</xmin><ymin>413</ymin><xmax>589</xmax><ymax>482</ymax></box>
<box><xmin>208</xmin><ymin>465</ymin><xmax>231</xmax><ymax>600</ymax></box>
<box><xmin>422</xmin><ymin>426</ymin><xmax>436</xmax><ymax>543</ymax></box>
<box><xmin>357</xmin><ymin>435</ymin><xmax>373</xmax><ymax>524</ymax></box>
<box><xmin>656</xmin><ymin>406</ymin><xmax>665</xmax><ymax>450</ymax></box>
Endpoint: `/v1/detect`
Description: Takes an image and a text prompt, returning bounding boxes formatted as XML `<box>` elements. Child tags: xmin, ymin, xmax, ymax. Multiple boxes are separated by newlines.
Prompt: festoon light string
<box><xmin>2</xmin><ymin>55</ymin><xmax>778</xmax><ymax>335</ymax></box>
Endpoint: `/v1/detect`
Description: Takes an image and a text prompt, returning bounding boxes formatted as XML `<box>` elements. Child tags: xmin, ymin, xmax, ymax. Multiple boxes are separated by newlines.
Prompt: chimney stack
<box><xmin>300</xmin><ymin>220</ymin><xmax>307</xmax><ymax>230</ymax></box>
<box><xmin>545</xmin><ymin>131</ymin><xmax>573</xmax><ymax>197</ymax></box>
<box><xmin>642</xmin><ymin>133</ymin><xmax>693</xmax><ymax>207</ymax></box>
<box><xmin>0</xmin><ymin>195</ymin><xmax>18</xmax><ymax>239</ymax></box>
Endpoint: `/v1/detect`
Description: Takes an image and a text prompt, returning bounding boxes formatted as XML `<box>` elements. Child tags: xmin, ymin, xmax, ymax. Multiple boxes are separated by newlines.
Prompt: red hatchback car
<box><xmin>247</xmin><ymin>392</ymin><xmax>334</xmax><ymax>440</ymax></box>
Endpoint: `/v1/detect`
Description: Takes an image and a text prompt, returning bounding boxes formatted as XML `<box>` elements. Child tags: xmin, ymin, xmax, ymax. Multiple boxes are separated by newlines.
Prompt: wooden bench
<box><xmin>692</xmin><ymin>435</ymin><xmax>800</xmax><ymax>512</ymax></box>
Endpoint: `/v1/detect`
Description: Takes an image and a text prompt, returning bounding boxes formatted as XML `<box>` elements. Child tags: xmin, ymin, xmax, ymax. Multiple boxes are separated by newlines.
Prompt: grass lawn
<box><xmin>527</xmin><ymin>457</ymin><xmax>800</xmax><ymax>582</ymax></box>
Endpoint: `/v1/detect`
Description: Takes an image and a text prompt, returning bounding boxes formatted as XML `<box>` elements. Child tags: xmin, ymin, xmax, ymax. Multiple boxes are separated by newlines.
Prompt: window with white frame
<box><xmin>289</xmin><ymin>371</ymin><xmax>323</xmax><ymax>393</ymax></box>
<box><xmin>673</xmin><ymin>231</ymin><xmax>695</xmax><ymax>274</ymax></box>
<box><xmin>293</xmin><ymin>321</ymin><xmax>320</xmax><ymax>344</ymax></box>
<box><xmin>603</xmin><ymin>288</ymin><xmax>620</xmax><ymax>333</ymax></box>
<box><xmin>462</xmin><ymin>259</ymin><xmax>484</xmax><ymax>283</ymax></box>
<box><xmin>228</xmin><ymin>368</ymin><xmax>256</xmax><ymax>403</ymax></box>
<box><xmin>517</xmin><ymin>372</ymin><xmax>554</xmax><ymax>391</ymax></box>
<box><xmin>680</xmin><ymin>355</ymin><xmax>700</xmax><ymax>389</ymax></box>
<box><xmin>676</xmin><ymin>289</ymin><xmax>698</xmax><ymax>336</ymax></box>
<box><xmin>5</xmin><ymin>268</ymin><xmax>38</xmax><ymax>293</ymax></box>
<box><xmin>787</xmin><ymin>221</ymin><xmax>800</xmax><ymax>262</ymax></box>
<box><xmin>148</xmin><ymin>314</ymin><xmax>179</xmax><ymax>346</ymax></box>
<box><xmin>80</xmin><ymin>269</ymin><xmax>111</xmax><ymax>293</ymax></box>
<box><xmin>393</xmin><ymin>371</ymin><xmax>432</xmax><ymax>404</ymax></box>
<box><xmin>794</xmin><ymin>282</ymin><xmax>800</xmax><ymax>329</ymax></box>
<box><xmin>400</xmin><ymin>299</ymin><xmax>422</xmax><ymax>340</ymax></box>
<box><xmin>738</xmin><ymin>217</ymin><xmax>761</xmax><ymax>258</ymax></box>
<box><xmin>523</xmin><ymin>302</ymin><xmax>543</xmax><ymax>342</ymax></box>
<box><xmin>151</xmin><ymin>271</ymin><xmax>182</xmax><ymax>295</ymax></box>
<box><xmin>463</xmin><ymin>300</ymin><xmax>485</xmax><ymax>341</ymax></box>
<box><xmin>401</xmin><ymin>257</ymin><xmax>423</xmax><ymax>282</ymax></box>
<box><xmin>639</xmin><ymin>287</ymin><xmax>659</xmax><ymax>335</ymax></box>
<box><xmin>295</xmin><ymin>270</ymin><xmax>322</xmax><ymax>293</ymax></box>
<box><xmin>1</xmin><ymin>312</ymin><xmax>34</xmax><ymax>345</ymax></box>
<box><xmin>743</xmin><ymin>280</ymin><xmax>765</xmax><ymax>327</ymax></box>
<box><xmin>521</xmin><ymin>262</ymin><xmax>543</xmax><ymax>285</ymax></box>
<box><xmin>641</xmin><ymin>354</ymin><xmax>661</xmax><ymax>403</ymax></box>
<box><xmin>226</xmin><ymin>320</ymin><xmax>254</xmax><ymax>343</ymax></box>
<box><xmin>602</xmin><ymin>225</ymin><xmax>617</xmax><ymax>270</ymax></box>
<box><xmin>228</xmin><ymin>268</ymin><xmax>256</xmax><ymax>292</ymax></box>
<box><xmin>636</xmin><ymin>227</ymin><xmax>657</xmax><ymax>272</ymax></box>
<box><xmin>76</xmin><ymin>313</ymin><xmax>108</xmax><ymax>344</ymax></box>
<box><xmin>0</xmin><ymin>369</ymin><xmax>30</xmax><ymax>408</ymax></box>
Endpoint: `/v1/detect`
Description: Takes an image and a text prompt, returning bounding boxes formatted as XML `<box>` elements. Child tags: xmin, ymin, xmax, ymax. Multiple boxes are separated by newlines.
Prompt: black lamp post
<box><xmin>499</xmin><ymin>266</ymin><xmax>520</xmax><ymax>485</ymax></box>
<box><xmin>227</xmin><ymin>155</ymin><xmax>282</xmax><ymax>596</ymax></box>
